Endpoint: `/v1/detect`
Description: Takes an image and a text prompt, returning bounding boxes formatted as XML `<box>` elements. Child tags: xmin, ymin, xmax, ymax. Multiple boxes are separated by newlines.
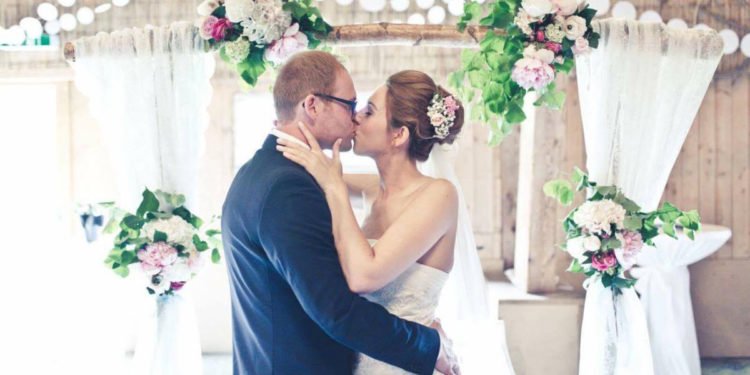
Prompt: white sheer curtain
<box><xmin>420</xmin><ymin>144</ymin><xmax>516</xmax><ymax>374</ymax></box>
<box><xmin>72</xmin><ymin>22</ymin><xmax>215</xmax><ymax>375</ymax></box>
<box><xmin>574</xmin><ymin>19</ymin><xmax>723</xmax><ymax>375</ymax></box>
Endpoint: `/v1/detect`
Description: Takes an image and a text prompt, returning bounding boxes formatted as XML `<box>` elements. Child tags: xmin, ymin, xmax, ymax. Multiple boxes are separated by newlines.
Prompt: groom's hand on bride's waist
<box><xmin>431</xmin><ymin>319</ymin><xmax>460</xmax><ymax>375</ymax></box>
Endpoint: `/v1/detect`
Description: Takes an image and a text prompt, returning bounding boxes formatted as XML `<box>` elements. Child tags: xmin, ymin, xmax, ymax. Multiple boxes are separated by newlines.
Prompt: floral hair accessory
<box><xmin>427</xmin><ymin>93</ymin><xmax>458</xmax><ymax>140</ymax></box>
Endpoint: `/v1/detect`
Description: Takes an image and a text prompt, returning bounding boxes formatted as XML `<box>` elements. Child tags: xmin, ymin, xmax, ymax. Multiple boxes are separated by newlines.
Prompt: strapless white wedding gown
<box><xmin>354</xmin><ymin>240</ymin><xmax>449</xmax><ymax>375</ymax></box>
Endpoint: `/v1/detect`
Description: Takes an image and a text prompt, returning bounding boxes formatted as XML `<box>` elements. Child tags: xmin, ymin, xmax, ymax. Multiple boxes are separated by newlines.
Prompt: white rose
<box><xmin>564</xmin><ymin>16</ymin><xmax>587</xmax><ymax>40</ymax></box>
<box><xmin>534</xmin><ymin>48</ymin><xmax>556</xmax><ymax>64</ymax></box>
<box><xmin>196</xmin><ymin>0</ymin><xmax>220</xmax><ymax>17</ymax></box>
<box><xmin>553</xmin><ymin>0</ymin><xmax>578</xmax><ymax>16</ymax></box>
<box><xmin>583</xmin><ymin>235</ymin><xmax>601</xmax><ymax>251</ymax></box>
<box><xmin>522</xmin><ymin>0</ymin><xmax>554</xmax><ymax>18</ymax></box>
<box><xmin>566</xmin><ymin>237</ymin><xmax>587</xmax><ymax>260</ymax></box>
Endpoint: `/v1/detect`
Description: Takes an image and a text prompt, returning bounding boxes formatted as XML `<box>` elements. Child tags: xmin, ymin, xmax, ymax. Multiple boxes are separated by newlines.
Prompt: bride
<box><xmin>277</xmin><ymin>70</ymin><xmax>511</xmax><ymax>374</ymax></box>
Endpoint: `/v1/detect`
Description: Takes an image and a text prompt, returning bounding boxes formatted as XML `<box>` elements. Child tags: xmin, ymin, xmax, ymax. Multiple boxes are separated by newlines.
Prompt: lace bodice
<box><xmin>354</xmin><ymin>240</ymin><xmax>449</xmax><ymax>375</ymax></box>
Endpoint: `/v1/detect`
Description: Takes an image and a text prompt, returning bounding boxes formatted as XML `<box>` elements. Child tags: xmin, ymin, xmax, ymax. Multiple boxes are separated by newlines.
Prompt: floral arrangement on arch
<box><xmin>102</xmin><ymin>189</ymin><xmax>223</xmax><ymax>296</ymax></box>
<box><xmin>450</xmin><ymin>0</ymin><xmax>600</xmax><ymax>145</ymax></box>
<box><xmin>196</xmin><ymin>0</ymin><xmax>332</xmax><ymax>86</ymax></box>
<box><xmin>544</xmin><ymin>168</ymin><xmax>701</xmax><ymax>292</ymax></box>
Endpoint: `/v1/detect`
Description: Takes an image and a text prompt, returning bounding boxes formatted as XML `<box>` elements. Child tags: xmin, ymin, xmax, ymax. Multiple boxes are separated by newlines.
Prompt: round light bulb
<box><xmin>112</xmin><ymin>0</ymin><xmax>130</xmax><ymax>7</ymax></box>
<box><xmin>37</xmin><ymin>3</ymin><xmax>59</xmax><ymax>21</ymax></box>
<box><xmin>427</xmin><ymin>6</ymin><xmax>446</xmax><ymax>24</ymax></box>
<box><xmin>587</xmin><ymin>0</ymin><xmax>609</xmax><ymax>16</ymax></box>
<box><xmin>59</xmin><ymin>13</ymin><xmax>77</xmax><ymax>31</ymax></box>
<box><xmin>359</xmin><ymin>0</ymin><xmax>386</xmax><ymax>12</ymax></box>
<box><xmin>390</xmin><ymin>0</ymin><xmax>410</xmax><ymax>12</ymax></box>
<box><xmin>57</xmin><ymin>0</ymin><xmax>75</xmax><ymax>7</ymax></box>
<box><xmin>638</xmin><ymin>10</ymin><xmax>661</xmax><ymax>23</ymax></box>
<box><xmin>407</xmin><ymin>13</ymin><xmax>425</xmax><ymax>24</ymax></box>
<box><xmin>95</xmin><ymin>4</ymin><xmax>112</xmax><ymax>13</ymax></box>
<box><xmin>741</xmin><ymin>34</ymin><xmax>750</xmax><ymax>57</ymax></box>
<box><xmin>719</xmin><ymin>29</ymin><xmax>739</xmax><ymax>54</ymax></box>
<box><xmin>416</xmin><ymin>0</ymin><xmax>434</xmax><ymax>9</ymax></box>
<box><xmin>336</xmin><ymin>0</ymin><xmax>354</xmax><ymax>5</ymax></box>
<box><xmin>76</xmin><ymin>7</ymin><xmax>94</xmax><ymax>25</ymax></box>
<box><xmin>667</xmin><ymin>18</ymin><xmax>687</xmax><ymax>30</ymax></box>
<box><xmin>611</xmin><ymin>1</ymin><xmax>636</xmax><ymax>20</ymax></box>
<box><xmin>19</xmin><ymin>17</ymin><xmax>43</xmax><ymax>39</ymax></box>
<box><xmin>8</xmin><ymin>25</ymin><xmax>27</xmax><ymax>45</ymax></box>
<box><xmin>44</xmin><ymin>20</ymin><xmax>61</xmax><ymax>35</ymax></box>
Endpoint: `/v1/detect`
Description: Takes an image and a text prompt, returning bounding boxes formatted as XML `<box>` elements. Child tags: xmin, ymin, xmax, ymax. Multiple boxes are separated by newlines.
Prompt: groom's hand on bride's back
<box><xmin>431</xmin><ymin>319</ymin><xmax>460</xmax><ymax>375</ymax></box>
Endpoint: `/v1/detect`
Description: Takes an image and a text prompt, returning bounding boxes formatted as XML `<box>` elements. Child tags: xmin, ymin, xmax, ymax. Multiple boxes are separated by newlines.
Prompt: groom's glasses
<box><xmin>313</xmin><ymin>93</ymin><xmax>358</xmax><ymax>117</ymax></box>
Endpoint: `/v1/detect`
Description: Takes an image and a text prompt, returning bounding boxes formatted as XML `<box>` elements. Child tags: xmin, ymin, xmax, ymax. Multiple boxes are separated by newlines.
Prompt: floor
<box><xmin>193</xmin><ymin>354</ymin><xmax>750</xmax><ymax>374</ymax></box>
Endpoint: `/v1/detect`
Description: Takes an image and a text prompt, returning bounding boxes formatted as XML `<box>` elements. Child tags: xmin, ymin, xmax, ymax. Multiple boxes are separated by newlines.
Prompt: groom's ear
<box><xmin>301</xmin><ymin>95</ymin><xmax>319</xmax><ymax>119</ymax></box>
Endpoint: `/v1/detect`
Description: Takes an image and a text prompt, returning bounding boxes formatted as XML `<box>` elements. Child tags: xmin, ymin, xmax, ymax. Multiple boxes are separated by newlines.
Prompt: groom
<box><xmin>222</xmin><ymin>50</ymin><xmax>457</xmax><ymax>375</ymax></box>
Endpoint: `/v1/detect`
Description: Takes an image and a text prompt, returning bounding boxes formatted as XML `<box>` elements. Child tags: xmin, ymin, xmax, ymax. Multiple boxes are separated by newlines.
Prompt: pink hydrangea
<box><xmin>138</xmin><ymin>242</ymin><xmax>178</xmax><ymax>270</ymax></box>
<box><xmin>512</xmin><ymin>57</ymin><xmax>555</xmax><ymax>90</ymax></box>
<box><xmin>591</xmin><ymin>250</ymin><xmax>617</xmax><ymax>271</ymax></box>
<box><xmin>264</xmin><ymin>23</ymin><xmax>309</xmax><ymax>65</ymax></box>
<box><xmin>199</xmin><ymin>16</ymin><xmax>219</xmax><ymax>40</ymax></box>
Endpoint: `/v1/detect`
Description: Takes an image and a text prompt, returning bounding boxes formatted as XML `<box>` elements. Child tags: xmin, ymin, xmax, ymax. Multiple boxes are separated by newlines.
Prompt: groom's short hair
<box><xmin>273</xmin><ymin>51</ymin><xmax>346</xmax><ymax>123</ymax></box>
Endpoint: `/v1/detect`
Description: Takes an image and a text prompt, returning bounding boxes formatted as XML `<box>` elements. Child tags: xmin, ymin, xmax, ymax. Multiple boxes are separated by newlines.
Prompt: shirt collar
<box><xmin>270</xmin><ymin>128</ymin><xmax>311</xmax><ymax>150</ymax></box>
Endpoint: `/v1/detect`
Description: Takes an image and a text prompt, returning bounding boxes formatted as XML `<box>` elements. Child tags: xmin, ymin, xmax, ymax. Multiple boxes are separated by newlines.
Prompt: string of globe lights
<box><xmin>0</xmin><ymin>0</ymin><xmax>130</xmax><ymax>48</ymax></box>
<box><xmin>344</xmin><ymin>0</ymin><xmax>750</xmax><ymax>57</ymax></box>
<box><xmin>2</xmin><ymin>0</ymin><xmax>749</xmax><ymax>58</ymax></box>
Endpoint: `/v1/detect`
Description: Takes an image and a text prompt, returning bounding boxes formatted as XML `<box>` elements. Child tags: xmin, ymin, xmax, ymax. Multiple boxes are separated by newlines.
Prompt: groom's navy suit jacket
<box><xmin>222</xmin><ymin>135</ymin><xmax>440</xmax><ymax>375</ymax></box>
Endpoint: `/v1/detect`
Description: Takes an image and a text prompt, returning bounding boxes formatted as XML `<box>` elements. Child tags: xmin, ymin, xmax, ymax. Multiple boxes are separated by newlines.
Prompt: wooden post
<box><xmin>513</xmin><ymin>78</ymin><xmax>569</xmax><ymax>293</ymax></box>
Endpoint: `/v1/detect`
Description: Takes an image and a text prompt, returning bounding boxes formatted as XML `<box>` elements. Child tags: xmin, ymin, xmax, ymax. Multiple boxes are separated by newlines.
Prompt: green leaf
<box><xmin>206</xmin><ymin>229</ymin><xmax>221</xmax><ymax>237</ymax></box>
<box><xmin>543</xmin><ymin>179</ymin><xmax>575</xmax><ymax>206</ymax></box>
<box><xmin>504</xmin><ymin>102</ymin><xmax>526</xmax><ymax>124</ymax></box>
<box><xmin>457</xmin><ymin>2</ymin><xmax>483</xmax><ymax>31</ymax></box>
<box><xmin>121</xmin><ymin>215</ymin><xmax>144</xmax><ymax>231</ymax></box>
<box><xmin>623</xmin><ymin>216</ymin><xmax>643</xmax><ymax>231</ymax></box>
<box><xmin>567</xmin><ymin>258</ymin><xmax>584</xmax><ymax>273</ymax></box>
<box><xmin>136</xmin><ymin>189</ymin><xmax>160</xmax><ymax>217</ymax></box>
<box><xmin>468</xmin><ymin>69</ymin><xmax>490</xmax><ymax>87</ymax></box>
<box><xmin>211</xmin><ymin>248</ymin><xmax>221</xmax><ymax>264</ymax></box>
<box><xmin>601</xmin><ymin>238</ymin><xmax>622</xmax><ymax>250</ymax></box>
<box><xmin>193</xmin><ymin>234</ymin><xmax>209</xmax><ymax>252</ymax></box>
<box><xmin>153</xmin><ymin>230</ymin><xmax>168</xmax><ymax>243</ymax></box>
<box><xmin>113</xmin><ymin>265</ymin><xmax>130</xmax><ymax>278</ymax></box>
<box><xmin>534</xmin><ymin>88</ymin><xmax>566</xmax><ymax>110</ymax></box>
<box><xmin>614</xmin><ymin>192</ymin><xmax>641</xmax><ymax>212</ymax></box>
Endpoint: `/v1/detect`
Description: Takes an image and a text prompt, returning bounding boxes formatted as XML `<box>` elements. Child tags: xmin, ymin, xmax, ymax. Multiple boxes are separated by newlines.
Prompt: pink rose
<box><xmin>210</xmin><ymin>18</ymin><xmax>233</xmax><ymax>41</ymax></box>
<box><xmin>264</xmin><ymin>23</ymin><xmax>309</xmax><ymax>65</ymax></box>
<box><xmin>199</xmin><ymin>16</ymin><xmax>219</xmax><ymax>40</ymax></box>
<box><xmin>443</xmin><ymin>96</ymin><xmax>459</xmax><ymax>115</ymax></box>
<box><xmin>591</xmin><ymin>251</ymin><xmax>618</xmax><ymax>271</ymax></box>
<box><xmin>138</xmin><ymin>242</ymin><xmax>178</xmax><ymax>268</ymax></box>
<box><xmin>615</xmin><ymin>230</ymin><xmax>643</xmax><ymax>270</ymax></box>
<box><xmin>511</xmin><ymin>57</ymin><xmax>555</xmax><ymax>90</ymax></box>
<box><xmin>572</xmin><ymin>37</ymin><xmax>590</xmax><ymax>54</ymax></box>
<box><xmin>535</xmin><ymin>30</ymin><xmax>546</xmax><ymax>42</ymax></box>
<box><xmin>545</xmin><ymin>41</ymin><xmax>562</xmax><ymax>54</ymax></box>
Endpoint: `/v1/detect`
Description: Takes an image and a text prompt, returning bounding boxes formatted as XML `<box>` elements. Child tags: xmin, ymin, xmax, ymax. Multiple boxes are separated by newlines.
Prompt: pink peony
<box><xmin>210</xmin><ymin>18</ymin><xmax>233</xmax><ymax>41</ymax></box>
<box><xmin>615</xmin><ymin>230</ymin><xmax>643</xmax><ymax>270</ymax></box>
<box><xmin>138</xmin><ymin>242</ymin><xmax>179</xmax><ymax>269</ymax></box>
<box><xmin>264</xmin><ymin>23</ymin><xmax>309</xmax><ymax>65</ymax></box>
<box><xmin>545</xmin><ymin>41</ymin><xmax>563</xmax><ymax>54</ymax></box>
<box><xmin>591</xmin><ymin>251</ymin><xmax>618</xmax><ymax>271</ymax></box>
<box><xmin>572</xmin><ymin>37</ymin><xmax>590</xmax><ymax>54</ymax></box>
<box><xmin>512</xmin><ymin>57</ymin><xmax>555</xmax><ymax>90</ymax></box>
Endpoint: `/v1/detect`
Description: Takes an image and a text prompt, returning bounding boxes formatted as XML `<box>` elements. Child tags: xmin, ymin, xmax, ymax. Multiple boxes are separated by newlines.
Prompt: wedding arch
<box><xmin>62</xmin><ymin>1</ymin><xmax>724</xmax><ymax>375</ymax></box>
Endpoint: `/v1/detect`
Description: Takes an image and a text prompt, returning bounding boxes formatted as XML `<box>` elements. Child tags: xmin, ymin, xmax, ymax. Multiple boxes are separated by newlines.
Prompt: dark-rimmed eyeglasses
<box><xmin>313</xmin><ymin>92</ymin><xmax>358</xmax><ymax>117</ymax></box>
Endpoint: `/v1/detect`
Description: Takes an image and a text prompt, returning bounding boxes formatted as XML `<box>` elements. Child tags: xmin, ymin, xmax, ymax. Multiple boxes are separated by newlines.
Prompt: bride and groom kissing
<box><xmin>222</xmin><ymin>50</ymin><xmax>470</xmax><ymax>375</ymax></box>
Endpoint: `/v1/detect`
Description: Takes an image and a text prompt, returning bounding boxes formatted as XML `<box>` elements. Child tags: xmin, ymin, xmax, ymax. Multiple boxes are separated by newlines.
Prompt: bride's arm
<box><xmin>277</xmin><ymin>122</ymin><xmax>457</xmax><ymax>293</ymax></box>
<box><xmin>343</xmin><ymin>174</ymin><xmax>379</xmax><ymax>198</ymax></box>
<box><xmin>324</xmin><ymin>180</ymin><xmax>457</xmax><ymax>293</ymax></box>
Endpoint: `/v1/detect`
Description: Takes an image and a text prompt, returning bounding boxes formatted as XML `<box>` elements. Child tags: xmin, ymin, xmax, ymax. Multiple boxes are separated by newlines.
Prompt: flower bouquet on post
<box><xmin>544</xmin><ymin>168</ymin><xmax>701</xmax><ymax>293</ymax></box>
<box><xmin>102</xmin><ymin>188</ymin><xmax>222</xmax><ymax>296</ymax></box>
<box><xmin>195</xmin><ymin>0</ymin><xmax>332</xmax><ymax>86</ymax></box>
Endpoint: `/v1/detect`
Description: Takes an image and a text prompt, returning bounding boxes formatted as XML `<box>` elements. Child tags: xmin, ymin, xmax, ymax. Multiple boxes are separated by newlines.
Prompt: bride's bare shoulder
<box><xmin>419</xmin><ymin>178</ymin><xmax>458</xmax><ymax>207</ymax></box>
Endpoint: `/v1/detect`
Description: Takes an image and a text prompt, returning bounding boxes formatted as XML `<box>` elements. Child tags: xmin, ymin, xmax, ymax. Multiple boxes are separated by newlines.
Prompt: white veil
<box><xmin>419</xmin><ymin>143</ymin><xmax>516</xmax><ymax>374</ymax></box>
<box><xmin>418</xmin><ymin>143</ymin><xmax>490</xmax><ymax>320</ymax></box>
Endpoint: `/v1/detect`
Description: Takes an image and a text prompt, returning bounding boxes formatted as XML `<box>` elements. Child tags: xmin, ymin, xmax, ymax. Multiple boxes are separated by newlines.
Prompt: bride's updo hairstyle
<box><xmin>385</xmin><ymin>70</ymin><xmax>465</xmax><ymax>162</ymax></box>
